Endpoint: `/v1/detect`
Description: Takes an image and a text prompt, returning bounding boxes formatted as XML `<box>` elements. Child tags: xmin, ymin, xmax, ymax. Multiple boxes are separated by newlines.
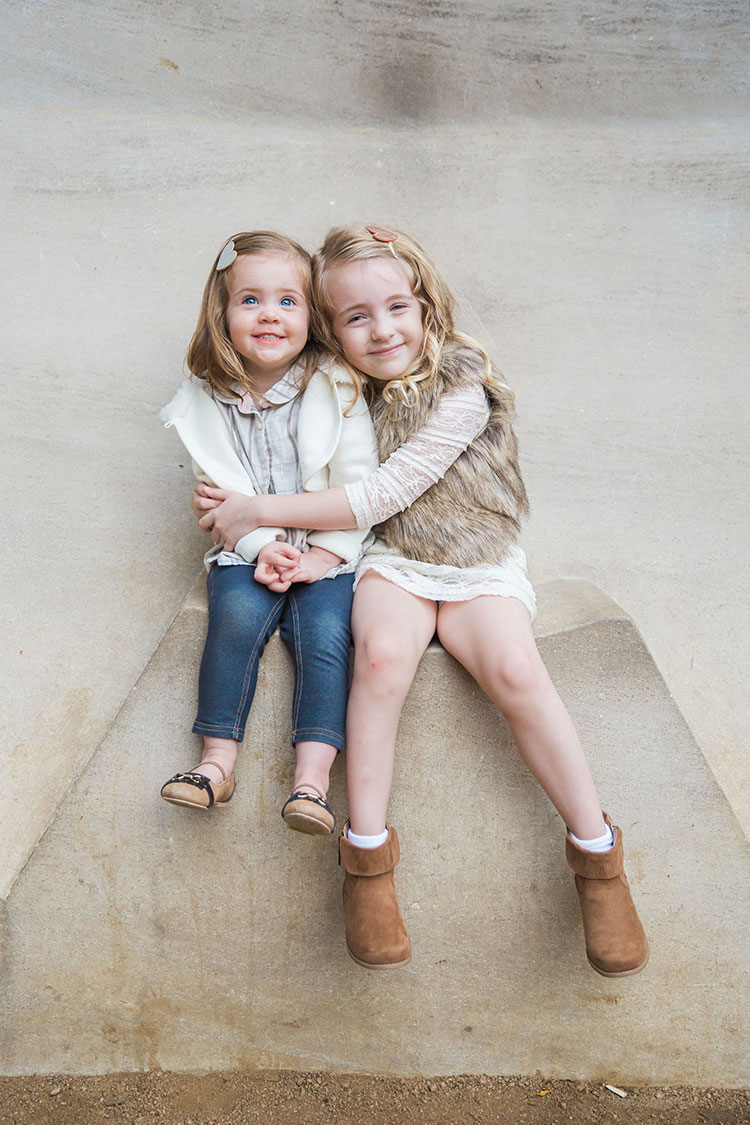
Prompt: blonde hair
<box><xmin>311</xmin><ymin>223</ymin><xmax>505</xmax><ymax>405</ymax></box>
<box><xmin>187</xmin><ymin>231</ymin><xmax>319</xmax><ymax>399</ymax></box>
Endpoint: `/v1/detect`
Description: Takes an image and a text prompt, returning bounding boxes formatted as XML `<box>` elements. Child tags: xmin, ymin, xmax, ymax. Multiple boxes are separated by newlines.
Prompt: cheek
<box><xmin>225</xmin><ymin>312</ymin><xmax>242</xmax><ymax>346</ymax></box>
<box><xmin>337</xmin><ymin>332</ymin><xmax>361</xmax><ymax>363</ymax></box>
<box><xmin>286</xmin><ymin>306</ymin><xmax>310</xmax><ymax>337</ymax></box>
<box><xmin>410</xmin><ymin>312</ymin><xmax>425</xmax><ymax>343</ymax></box>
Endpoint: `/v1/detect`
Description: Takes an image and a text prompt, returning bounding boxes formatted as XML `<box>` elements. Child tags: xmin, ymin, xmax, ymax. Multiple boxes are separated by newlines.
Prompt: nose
<box><xmin>258</xmin><ymin>302</ymin><xmax>280</xmax><ymax>322</ymax></box>
<box><xmin>370</xmin><ymin>313</ymin><xmax>393</xmax><ymax>341</ymax></box>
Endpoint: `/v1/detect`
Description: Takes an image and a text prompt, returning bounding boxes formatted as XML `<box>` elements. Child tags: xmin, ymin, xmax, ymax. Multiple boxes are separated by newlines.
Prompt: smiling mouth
<box><xmin>370</xmin><ymin>343</ymin><xmax>402</xmax><ymax>357</ymax></box>
<box><xmin>254</xmin><ymin>334</ymin><xmax>285</xmax><ymax>342</ymax></box>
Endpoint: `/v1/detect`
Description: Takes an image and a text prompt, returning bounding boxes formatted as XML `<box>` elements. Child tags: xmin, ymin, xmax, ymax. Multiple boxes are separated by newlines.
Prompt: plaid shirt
<box><xmin>206</xmin><ymin>363</ymin><xmax>353</xmax><ymax>574</ymax></box>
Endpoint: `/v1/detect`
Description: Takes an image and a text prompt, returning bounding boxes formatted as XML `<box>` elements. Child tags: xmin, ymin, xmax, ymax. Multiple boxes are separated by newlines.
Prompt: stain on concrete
<box><xmin>5</xmin><ymin>1</ymin><xmax>748</xmax><ymax>126</ymax></box>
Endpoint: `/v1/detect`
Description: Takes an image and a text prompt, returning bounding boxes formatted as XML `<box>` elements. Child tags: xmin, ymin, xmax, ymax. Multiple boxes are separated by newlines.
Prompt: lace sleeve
<box><xmin>345</xmin><ymin>385</ymin><xmax>490</xmax><ymax>528</ymax></box>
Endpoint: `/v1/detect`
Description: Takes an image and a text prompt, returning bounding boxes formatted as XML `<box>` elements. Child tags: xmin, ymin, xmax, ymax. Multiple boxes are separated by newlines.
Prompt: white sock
<box><xmin>569</xmin><ymin>824</ymin><xmax>615</xmax><ymax>853</ymax></box>
<box><xmin>347</xmin><ymin>827</ymin><xmax>389</xmax><ymax>849</ymax></box>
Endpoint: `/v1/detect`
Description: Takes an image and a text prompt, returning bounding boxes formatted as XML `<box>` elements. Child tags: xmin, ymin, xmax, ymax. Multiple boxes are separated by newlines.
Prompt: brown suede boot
<box><xmin>566</xmin><ymin>813</ymin><xmax>649</xmax><ymax>977</ymax></box>
<box><xmin>339</xmin><ymin>823</ymin><xmax>411</xmax><ymax>969</ymax></box>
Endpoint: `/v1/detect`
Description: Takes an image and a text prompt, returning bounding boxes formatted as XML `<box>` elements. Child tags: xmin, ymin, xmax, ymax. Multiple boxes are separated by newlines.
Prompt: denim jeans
<box><xmin>193</xmin><ymin>564</ymin><xmax>354</xmax><ymax>749</ymax></box>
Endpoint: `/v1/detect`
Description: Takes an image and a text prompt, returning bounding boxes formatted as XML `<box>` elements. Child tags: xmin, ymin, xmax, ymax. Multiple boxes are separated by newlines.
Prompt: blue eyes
<box><xmin>241</xmin><ymin>296</ymin><xmax>296</xmax><ymax>307</ymax></box>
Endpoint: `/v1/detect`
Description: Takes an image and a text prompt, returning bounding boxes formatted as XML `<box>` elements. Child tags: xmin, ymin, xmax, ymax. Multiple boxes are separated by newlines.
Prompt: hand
<box><xmin>198</xmin><ymin>488</ymin><xmax>262</xmax><ymax>549</ymax></box>
<box><xmin>254</xmin><ymin>563</ymin><xmax>292</xmax><ymax>593</ymax></box>
<box><xmin>289</xmin><ymin>545</ymin><xmax>342</xmax><ymax>585</ymax></box>
<box><xmin>254</xmin><ymin>542</ymin><xmax>302</xmax><ymax>592</ymax></box>
<box><xmin>191</xmin><ymin>482</ymin><xmax>222</xmax><ymax>521</ymax></box>
<box><xmin>258</xmin><ymin>542</ymin><xmax>303</xmax><ymax>573</ymax></box>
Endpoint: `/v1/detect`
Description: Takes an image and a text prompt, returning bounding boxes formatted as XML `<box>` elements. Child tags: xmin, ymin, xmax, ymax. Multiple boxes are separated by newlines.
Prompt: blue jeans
<box><xmin>193</xmin><ymin>564</ymin><xmax>354</xmax><ymax>749</ymax></box>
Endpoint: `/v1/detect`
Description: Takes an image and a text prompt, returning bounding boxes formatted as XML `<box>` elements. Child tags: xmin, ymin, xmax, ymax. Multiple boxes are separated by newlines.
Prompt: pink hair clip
<box><xmin>215</xmin><ymin>239</ymin><xmax>237</xmax><ymax>271</ymax></box>
<box><xmin>366</xmin><ymin>225</ymin><xmax>399</xmax><ymax>258</ymax></box>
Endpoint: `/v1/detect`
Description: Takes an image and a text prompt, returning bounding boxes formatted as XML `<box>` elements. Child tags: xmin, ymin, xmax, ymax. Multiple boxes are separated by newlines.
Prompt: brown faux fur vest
<box><xmin>369</xmin><ymin>344</ymin><xmax>529</xmax><ymax>567</ymax></box>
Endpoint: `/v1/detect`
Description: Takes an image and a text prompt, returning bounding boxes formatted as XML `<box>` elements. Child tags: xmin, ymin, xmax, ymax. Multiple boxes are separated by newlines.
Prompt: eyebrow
<box><xmin>338</xmin><ymin>291</ymin><xmax>414</xmax><ymax>316</ymax></box>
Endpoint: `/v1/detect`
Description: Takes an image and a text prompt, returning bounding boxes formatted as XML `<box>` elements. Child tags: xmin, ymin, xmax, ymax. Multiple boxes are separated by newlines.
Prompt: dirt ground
<box><xmin>0</xmin><ymin>1073</ymin><xmax>748</xmax><ymax>1125</ymax></box>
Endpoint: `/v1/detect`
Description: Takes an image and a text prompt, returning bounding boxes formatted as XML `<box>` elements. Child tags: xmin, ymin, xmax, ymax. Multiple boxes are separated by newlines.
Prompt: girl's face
<box><xmin>224</xmin><ymin>253</ymin><xmax>310</xmax><ymax>386</ymax></box>
<box><xmin>326</xmin><ymin>258</ymin><xmax>425</xmax><ymax>384</ymax></box>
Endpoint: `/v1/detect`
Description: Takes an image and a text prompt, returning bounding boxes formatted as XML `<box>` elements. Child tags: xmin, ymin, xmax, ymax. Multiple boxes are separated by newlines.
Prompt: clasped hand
<box><xmin>193</xmin><ymin>484</ymin><xmax>260</xmax><ymax>550</ymax></box>
<box><xmin>191</xmin><ymin>483</ymin><xmax>340</xmax><ymax>590</ymax></box>
<box><xmin>255</xmin><ymin>542</ymin><xmax>341</xmax><ymax>591</ymax></box>
<box><xmin>254</xmin><ymin>542</ymin><xmax>303</xmax><ymax>592</ymax></box>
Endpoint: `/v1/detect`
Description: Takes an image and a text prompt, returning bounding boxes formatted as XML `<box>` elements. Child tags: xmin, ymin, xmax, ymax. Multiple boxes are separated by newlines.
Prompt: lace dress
<box><xmin>344</xmin><ymin>384</ymin><xmax>536</xmax><ymax>618</ymax></box>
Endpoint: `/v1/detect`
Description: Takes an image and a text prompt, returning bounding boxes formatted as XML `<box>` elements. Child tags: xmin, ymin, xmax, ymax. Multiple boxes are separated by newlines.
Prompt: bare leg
<box><xmin>293</xmin><ymin>741</ymin><xmax>338</xmax><ymax>797</ymax></box>
<box><xmin>346</xmin><ymin>574</ymin><xmax>438</xmax><ymax>836</ymax></box>
<box><xmin>437</xmin><ymin>596</ymin><xmax>606</xmax><ymax>839</ymax></box>
<box><xmin>199</xmin><ymin>736</ymin><xmax>238</xmax><ymax>784</ymax></box>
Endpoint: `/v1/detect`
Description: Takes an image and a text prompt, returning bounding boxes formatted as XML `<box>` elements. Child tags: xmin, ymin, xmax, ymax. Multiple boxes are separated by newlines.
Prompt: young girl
<box><xmin>160</xmin><ymin>230</ymin><xmax>378</xmax><ymax>834</ymax></box>
<box><xmin>195</xmin><ymin>224</ymin><xmax>649</xmax><ymax>978</ymax></box>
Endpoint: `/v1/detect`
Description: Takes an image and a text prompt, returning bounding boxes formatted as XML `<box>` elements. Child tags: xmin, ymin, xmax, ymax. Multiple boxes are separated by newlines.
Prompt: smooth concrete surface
<box><xmin>2</xmin><ymin>3</ymin><xmax>749</xmax><ymax>907</ymax></box>
<box><xmin>1</xmin><ymin>579</ymin><xmax>748</xmax><ymax>1083</ymax></box>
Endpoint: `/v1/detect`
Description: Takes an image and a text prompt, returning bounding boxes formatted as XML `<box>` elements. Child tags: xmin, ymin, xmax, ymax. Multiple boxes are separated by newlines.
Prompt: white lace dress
<box><xmin>344</xmin><ymin>384</ymin><xmax>537</xmax><ymax>619</ymax></box>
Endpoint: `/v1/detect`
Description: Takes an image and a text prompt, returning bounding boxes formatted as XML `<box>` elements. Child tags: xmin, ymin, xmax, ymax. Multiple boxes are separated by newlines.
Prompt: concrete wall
<box><xmin>1</xmin><ymin>580</ymin><xmax>748</xmax><ymax>1083</ymax></box>
<box><xmin>2</xmin><ymin>2</ymin><xmax>749</xmax><ymax>907</ymax></box>
<box><xmin>2</xmin><ymin>0</ymin><xmax>749</xmax><ymax>1082</ymax></box>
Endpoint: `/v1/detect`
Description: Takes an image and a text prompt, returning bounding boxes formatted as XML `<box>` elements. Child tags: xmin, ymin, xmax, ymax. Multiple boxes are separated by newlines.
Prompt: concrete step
<box><xmin>1</xmin><ymin>578</ymin><xmax>747</xmax><ymax>1083</ymax></box>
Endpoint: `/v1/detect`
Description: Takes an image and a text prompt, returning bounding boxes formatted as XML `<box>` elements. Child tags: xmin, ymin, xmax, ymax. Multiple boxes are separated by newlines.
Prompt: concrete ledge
<box><xmin>1</xmin><ymin>579</ymin><xmax>748</xmax><ymax>1083</ymax></box>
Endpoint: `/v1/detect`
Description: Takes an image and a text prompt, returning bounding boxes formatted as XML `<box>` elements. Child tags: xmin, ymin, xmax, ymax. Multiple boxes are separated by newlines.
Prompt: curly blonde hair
<box><xmin>311</xmin><ymin>224</ymin><xmax>505</xmax><ymax>406</ymax></box>
<box><xmin>187</xmin><ymin>231</ymin><xmax>320</xmax><ymax>399</ymax></box>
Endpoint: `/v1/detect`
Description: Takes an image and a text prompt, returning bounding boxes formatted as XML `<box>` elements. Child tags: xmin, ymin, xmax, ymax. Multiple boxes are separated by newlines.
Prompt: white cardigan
<box><xmin>161</xmin><ymin>365</ymin><xmax>378</xmax><ymax>564</ymax></box>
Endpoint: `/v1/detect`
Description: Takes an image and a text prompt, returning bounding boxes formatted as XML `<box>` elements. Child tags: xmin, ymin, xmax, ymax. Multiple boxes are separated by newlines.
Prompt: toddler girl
<box><xmin>196</xmin><ymin>224</ymin><xmax>649</xmax><ymax>978</ymax></box>
<box><xmin>160</xmin><ymin>231</ymin><xmax>377</xmax><ymax>833</ymax></box>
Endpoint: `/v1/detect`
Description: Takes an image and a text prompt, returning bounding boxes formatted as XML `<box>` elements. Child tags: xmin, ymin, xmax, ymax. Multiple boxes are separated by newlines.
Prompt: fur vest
<box><xmin>369</xmin><ymin>344</ymin><xmax>529</xmax><ymax>567</ymax></box>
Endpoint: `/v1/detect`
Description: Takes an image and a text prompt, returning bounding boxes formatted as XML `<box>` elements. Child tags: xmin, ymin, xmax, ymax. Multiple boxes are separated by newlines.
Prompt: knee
<box><xmin>289</xmin><ymin>607</ymin><xmax>351</xmax><ymax>665</ymax></box>
<box><xmin>353</xmin><ymin>632</ymin><xmax>418</xmax><ymax>692</ymax></box>
<box><xmin>303</xmin><ymin>609</ymin><xmax>351</xmax><ymax>649</ymax></box>
<box><xmin>484</xmin><ymin>644</ymin><xmax>548</xmax><ymax>707</ymax></box>
<box><xmin>208</xmin><ymin>590</ymin><xmax>272</xmax><ymax>647</ymax></box>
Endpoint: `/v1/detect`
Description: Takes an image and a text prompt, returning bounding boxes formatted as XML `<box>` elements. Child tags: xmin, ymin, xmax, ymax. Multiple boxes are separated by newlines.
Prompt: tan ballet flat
<box><xmin>281</xmin><ymin>785</ymin><xmax>335</xmax><ymax>835</ymax></box>
<box><xmin>160</xmin><ymin>759</ymin><xmax>235</xmax><ymax>810</ymax></box>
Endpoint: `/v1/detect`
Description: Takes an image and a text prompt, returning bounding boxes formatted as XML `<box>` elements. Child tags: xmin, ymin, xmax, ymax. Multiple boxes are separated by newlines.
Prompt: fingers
<box><xmin>258</xmin><ymin>571</ymin><xmax>291</xmax><ymax>592</ymax></box>
<box><xmin>198</xmin><ymin>511</ymin><xmax>217</xmax><ymax>532</ymax></box>
<box><xmin>255</xmin><ymin>563</ymin><xmax>293</xmax><ymax>593</ymax></box>
<box><xmin>192</xmin><ymin>483</ymin><xmax>223</xmax><ymax>517</ymax></box>
<box><xmin>192</xmin><ymin>496</ymin><xmax>219</xmax><ymax>518</ymax></box>
<box><xmin>254</xmin><ymin>556</ymin><xmax>297</xmax><ymax>593</ymax></box>
<box><xmin>275</xmin><ymin>564</ymin><xmax>301</xmax><ymax>582</ymax></box>
<box><xmin>260</xmin><ymin>543</ymin><xmax>302</xmax><ymax>569</ymax></box>
<box><xmin>274</xmin><ymin>543</ymin><xmax>302</xmax><ymax>563</ymax></box>
<box><xmin>253</xmin><ymin>564</ymin><xmax>271</xmax><ymax>585</ymax></box>
<box><xmin>254</xmin><ymin>563</ymin><xmax>277</xmax><ymax>586</ymax></box>
<box><xmin>267</xmin><ymin>578</ymin><xmax>292</xmax><ymax>593</ymax></box>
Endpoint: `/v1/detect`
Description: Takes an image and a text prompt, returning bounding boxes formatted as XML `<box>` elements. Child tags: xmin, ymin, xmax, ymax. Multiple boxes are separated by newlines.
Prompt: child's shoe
<box><xmin>160</xmin><ymin>760</ymin><xmax>235</xmax><ymax>810</ymax></box>
<box><xmin>338</xmin><ymin>823</ymin><xmax>411</xmax><ymax>969</ymax></box>
<box><xmin>565</xmin><ymin>813</ymin><xmax>649</xmax><ymax>976</ymax></box>
<box><xmin>281</xmin><ymin>785</ymin><xmax>335</xmax><ymax>835</ymax></box>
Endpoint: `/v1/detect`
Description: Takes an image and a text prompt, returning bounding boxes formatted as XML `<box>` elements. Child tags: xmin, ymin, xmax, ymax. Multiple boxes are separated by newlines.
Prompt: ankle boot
<box><xmin>339</xmin><ymin>823</ymin><xmax>411</xmax><ymax>969</ymax></box>
<box><xmin>566</xmin><ymin>813</ymin><xmax>649</xmax><ymax>977</ymax></box>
